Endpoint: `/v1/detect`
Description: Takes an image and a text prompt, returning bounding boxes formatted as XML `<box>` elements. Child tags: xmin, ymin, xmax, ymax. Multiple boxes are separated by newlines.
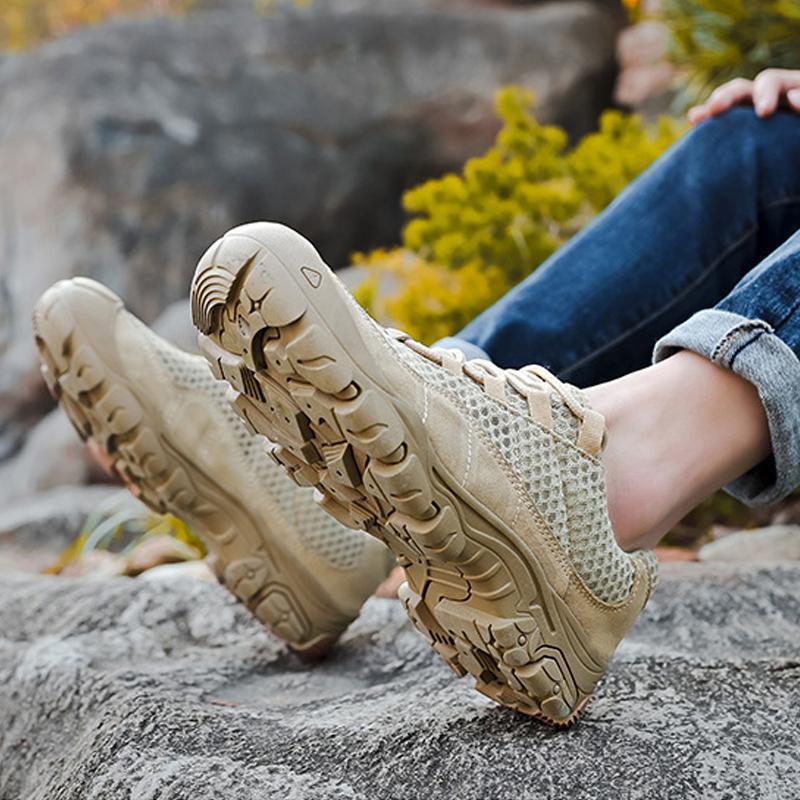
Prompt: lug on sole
<box><xmin>191</xmin><ymin>226</ymin><xmax>605</xmax><ymax>726</ymax></box>
<box><xmin>32</xmin><ymin>282</ymin><xmax>347</xmax><ymax>659</ymax></box>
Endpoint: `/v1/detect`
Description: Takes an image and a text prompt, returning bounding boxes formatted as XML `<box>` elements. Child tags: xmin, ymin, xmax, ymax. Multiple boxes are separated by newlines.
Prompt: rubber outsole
<box><xmin>32</xmin><ymin>278</ymin><xmax>353</xmax><ymax>659</ymax></box>
<box><xmin>191</xmin><ymin>223</ymin><xmax>607</xmax><ymax>725</ymax></box>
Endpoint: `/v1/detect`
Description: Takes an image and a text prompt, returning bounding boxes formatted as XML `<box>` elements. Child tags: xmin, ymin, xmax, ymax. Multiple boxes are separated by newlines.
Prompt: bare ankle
<box><xmin>586</xmin><ymin>351</ymin><xmax>771</xmax><ymax>551</ymax></box>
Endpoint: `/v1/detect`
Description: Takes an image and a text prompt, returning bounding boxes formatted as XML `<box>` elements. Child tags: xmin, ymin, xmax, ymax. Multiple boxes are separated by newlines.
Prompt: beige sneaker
<box><xmin>32</xmin><ymin>277</ymin><xmax>395</xmax><ymax>658</ymax></box>
<box><xmin>191</xmin><ymin>222</ymin><xmax>658</xmax><ymax>724</ymax></box>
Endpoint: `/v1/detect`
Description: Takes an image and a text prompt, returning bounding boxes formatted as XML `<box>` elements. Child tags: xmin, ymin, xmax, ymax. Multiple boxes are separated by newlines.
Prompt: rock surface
<box><xmin>1</xmin><ymin>562</ymin><xmax>798</xmax><ymax>799</ymax></box>
<box><xmin>0</xmin><ymin>0</ymin><xmax>622</xmax><ymax>456</ymax></box>
<box><xmin>0</xmin><ymin>485</ymin><xmax>121</xmax><ymax>547</ymax></box>
<box><xmin>0</xmin><ymin>485</ymin><xmax>126</xmax><ymax>572</ymax></box>
<box><xmin>0</xmin><ymin>410</ymin><xmax>96</xmax><ymax>506</ymax></box>
<box><xmin>698</xmin><ymin>524</ymin><xmax>800</xmax><ymax>563</ymax></box>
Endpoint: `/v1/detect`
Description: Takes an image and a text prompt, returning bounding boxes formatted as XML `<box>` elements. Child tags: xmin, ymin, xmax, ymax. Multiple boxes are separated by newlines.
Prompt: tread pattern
<box><xmin>32</xmin><ymin>283</ymin><xmax>349</xmax><ymax>658</ymax></box>
<box><xmin>191</xmin><ymin>226</ymin><xmax>610</xmax><ymax>725</ymax></box>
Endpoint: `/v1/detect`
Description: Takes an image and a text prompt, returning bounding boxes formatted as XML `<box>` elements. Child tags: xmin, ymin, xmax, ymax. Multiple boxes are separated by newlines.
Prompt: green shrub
<box><xmin>663</xmin><ymin>0</ymin><xmax>800</xmax><ymax>107</ymax></box>
<box><xmin>355</xmin><ymin>87</ymin><xmax>683</xmax><ymax>344</ymax></box>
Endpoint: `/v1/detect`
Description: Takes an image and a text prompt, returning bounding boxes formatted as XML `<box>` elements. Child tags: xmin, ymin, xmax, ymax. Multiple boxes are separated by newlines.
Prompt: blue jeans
<box><xmin>439</xmin><ymin>108</ymin><xmax>800</xmax><ymax>506</ymax></box>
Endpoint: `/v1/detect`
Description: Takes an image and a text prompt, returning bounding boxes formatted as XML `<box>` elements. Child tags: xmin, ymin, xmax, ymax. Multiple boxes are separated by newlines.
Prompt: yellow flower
<box><xmin>355</xmin><ymin>87</ymin><xmax>682</xmax><ymax>344</ymax></box>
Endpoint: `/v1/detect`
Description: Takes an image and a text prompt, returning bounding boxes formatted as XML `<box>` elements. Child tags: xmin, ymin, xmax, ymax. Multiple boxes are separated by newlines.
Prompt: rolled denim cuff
<box><xmin>431</xmin><ymin>336</ymin><xmax>491</xmax><ymax>362</ymax></box>
<box><xmin>653</xmin><ymin>309</ymin><xmax>800</xmax><ymax>506</ymax></box>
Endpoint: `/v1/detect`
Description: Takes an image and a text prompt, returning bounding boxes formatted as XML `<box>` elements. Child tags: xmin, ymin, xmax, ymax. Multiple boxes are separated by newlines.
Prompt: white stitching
<box><xmin>511</xmin><ymin>497</ymin><xmax>522</xmax><ymax>528</ymax></box>
<box><xmin>463</xmin><ymin>427</ymin><xmax>473</xmax><ymax>486</ymax></box>
<box><xmin>711</xmin><ymin>319</ymin><xmax>773</xmax><ymax>364</ymax></box>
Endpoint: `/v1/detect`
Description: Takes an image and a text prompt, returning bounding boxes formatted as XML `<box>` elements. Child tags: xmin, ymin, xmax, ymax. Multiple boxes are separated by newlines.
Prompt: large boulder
<box><xmin>0</xmin><ymin>0</ymin><xmax>623</xmax><ymax>457</ymax></box>
<box><xmin>0</xmin><ymin>409</ymin><xmax>94</xmax><ymax>506</ymax></box>
<box><xmin>698</xmin><ymin>525</ymin><xmax>800</xmax><ymax>563</ymax></box>
<box><xmin>0</xmin><ymin>562</ymin><xmax>797</xmax><ymax>799</ymax></box>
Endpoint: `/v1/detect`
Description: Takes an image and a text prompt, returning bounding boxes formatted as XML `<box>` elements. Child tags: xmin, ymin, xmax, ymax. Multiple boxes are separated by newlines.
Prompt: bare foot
<box><xmin>586</xmin><ymin>351</ymin><xmax>771</xmax><ymax>551</ymax></box>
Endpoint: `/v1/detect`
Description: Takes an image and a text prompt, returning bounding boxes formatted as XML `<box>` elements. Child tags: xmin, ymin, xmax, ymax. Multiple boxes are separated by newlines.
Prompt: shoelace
<box><xmin>388</xmin><ymin>329</ymin><xmax>606</xmax><ymax>457</ymax></box>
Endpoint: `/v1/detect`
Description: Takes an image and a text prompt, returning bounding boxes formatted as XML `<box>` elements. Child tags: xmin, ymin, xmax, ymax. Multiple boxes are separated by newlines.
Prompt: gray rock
<box><xmin>0</xmin><ymin>0</ymin><xmax>622</xmax><ymax>454</ymax></box>
<box><xmin>0</xmin><ymin>409</ymin><xmax>95</xmax><ymax>506</ymax></box>
<box><xmin>698</xmin><ymin>525</ymin><xmax>800</xmax><ymax>564</ymax></box>
<box><xmin>0</xmin><ymin>486</ymin><xmax>125</xmax><ymax>572</ymax></box>
<box><xmin>0</xmin><ymin>485</ymin><xmax>125</xmax><ymax>572</ymax></box>
<box><xmin>0</xmin><ymin>562</ymin><xmax>798</xmax><ymax>799</ymax></box>
<box><xmin>152</xmin><ymin>299</ymin><xmax>199</xmax><ymax>354</ymax></box>
<box><xmin>0</xmin><ymin>485</ymin><xmax>124</xmax><ymax>550</ymax></box>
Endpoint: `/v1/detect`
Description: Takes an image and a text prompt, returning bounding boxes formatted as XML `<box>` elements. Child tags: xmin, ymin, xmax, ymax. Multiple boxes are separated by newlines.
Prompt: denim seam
<box><xmin>766</xmin><ymin>293</ymin><xmax>800</xmax><ymax>337</ymax></box>
<box><xmin>763</xmin><ymin>194</ymin><xmax>800</xmax><ymax>210</ymax></box>
<box><xmin>558</xmin><ymin>225</ymin><xmax>756</xmax><ymax>378</ymax></box>
<box><xmin>559</xmin><ymin>196</ymin><xmax>800</xmax><ymax>379</ymax></box>
<box><xmin>727</xmin><ymin>329</ymin><xmax>766</xmax><ymax>368</ymax></box>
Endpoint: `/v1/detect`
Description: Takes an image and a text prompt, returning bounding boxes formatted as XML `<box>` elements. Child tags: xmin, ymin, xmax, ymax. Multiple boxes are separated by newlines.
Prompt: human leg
<box><xmin>441</xmin><ymin>108</ymin><xmax>800</xmax><ymax>386</ymax></box>
<box><xmin>584</xmin><ymin>223</ymin><xmax>800</xmax><ymax>550</ymax></box>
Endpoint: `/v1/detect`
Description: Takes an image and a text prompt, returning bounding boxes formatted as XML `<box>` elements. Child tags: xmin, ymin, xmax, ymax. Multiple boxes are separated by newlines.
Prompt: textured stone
<box><xmin>0</xmin><ymin>410</ymin><xmax>96</xmax><ymax>506</ymax></box>
<box><xmin>0</xmin><ymin>485</ymin><xmax>121</xmax><ymax>549</ymax></box>
<box><xmin>0</xmin><ymin>485</ymin><xmax>125</xmax><ymax>573</ymax></box>
<box><xmin>698</xmin><ymin>524</ymin><xmax>800</xmax><ymax>563</ymax></box>
<box><xmin>0</xmin><ymin>562</ymin><xmax>797</xmax><ymax>799</ymax></box>
<box><xmin>0</xmin><ymin>0</ymin><xmax>622</xmax><ymax>456</ymax></box>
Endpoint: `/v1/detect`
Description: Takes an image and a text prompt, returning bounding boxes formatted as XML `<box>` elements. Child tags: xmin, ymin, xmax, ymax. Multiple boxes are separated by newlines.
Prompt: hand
<box><xmin>688</xmin><ymin>69</ymin><xmax>800</xmax><ymax>124</ymax></box>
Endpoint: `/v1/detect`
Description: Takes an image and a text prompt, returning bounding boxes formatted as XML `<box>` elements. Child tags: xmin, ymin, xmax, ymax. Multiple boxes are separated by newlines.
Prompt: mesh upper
<box><xmin>385</xmin><ymin>334</ymin><xmax>638</xmax><ymax>605</ymax></box>
<box><xmin>143</xmin><ymin>328</ymin><xmax>369</xmax><ymax>571</ymax></box>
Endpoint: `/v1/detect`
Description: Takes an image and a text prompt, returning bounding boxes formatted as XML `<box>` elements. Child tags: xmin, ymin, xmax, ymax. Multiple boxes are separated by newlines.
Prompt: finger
<box><xmin>704</xmin><ymin>78</ymin><xmax>754</xmax><ymax>116</ymax></box>
<box><xmin>753</xmin><ymin>70</ymin><xmax>784</xmax><ymax>116</ymax></box>
<box><xmin>787</xmin><ymin>88</ymin><xmax>800</xmax><ymax>112</ymax></box>
<box><xmin>687</xmin><ymin>104</ymin><xmax>709</xmax><ymax>124</ymax></box>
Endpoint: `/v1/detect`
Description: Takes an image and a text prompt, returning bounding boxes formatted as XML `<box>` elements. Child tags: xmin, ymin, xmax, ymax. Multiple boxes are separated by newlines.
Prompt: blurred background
<box><xmin>2</xmin><ymin>0</ymin><xmax>800</xmax><ymax>579</ymax></box>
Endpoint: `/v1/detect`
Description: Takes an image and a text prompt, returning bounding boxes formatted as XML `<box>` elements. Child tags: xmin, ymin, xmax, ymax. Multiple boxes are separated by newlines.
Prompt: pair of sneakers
<box><xmin>33</xmin><ymin>222</ymin><xmax>657</xmax><ymax>725</ymax></box>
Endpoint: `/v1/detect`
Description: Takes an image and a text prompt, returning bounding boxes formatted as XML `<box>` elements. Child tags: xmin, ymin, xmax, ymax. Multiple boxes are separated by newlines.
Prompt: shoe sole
<box><xmin>32</xmin><ymin>278</ymin><xmax>352</xmax><ymax>659</ymax></box>
<box><xmin>192</xmin><ymin>223</ymin><xmax>603</xmax><ymax>725</ymax></box>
